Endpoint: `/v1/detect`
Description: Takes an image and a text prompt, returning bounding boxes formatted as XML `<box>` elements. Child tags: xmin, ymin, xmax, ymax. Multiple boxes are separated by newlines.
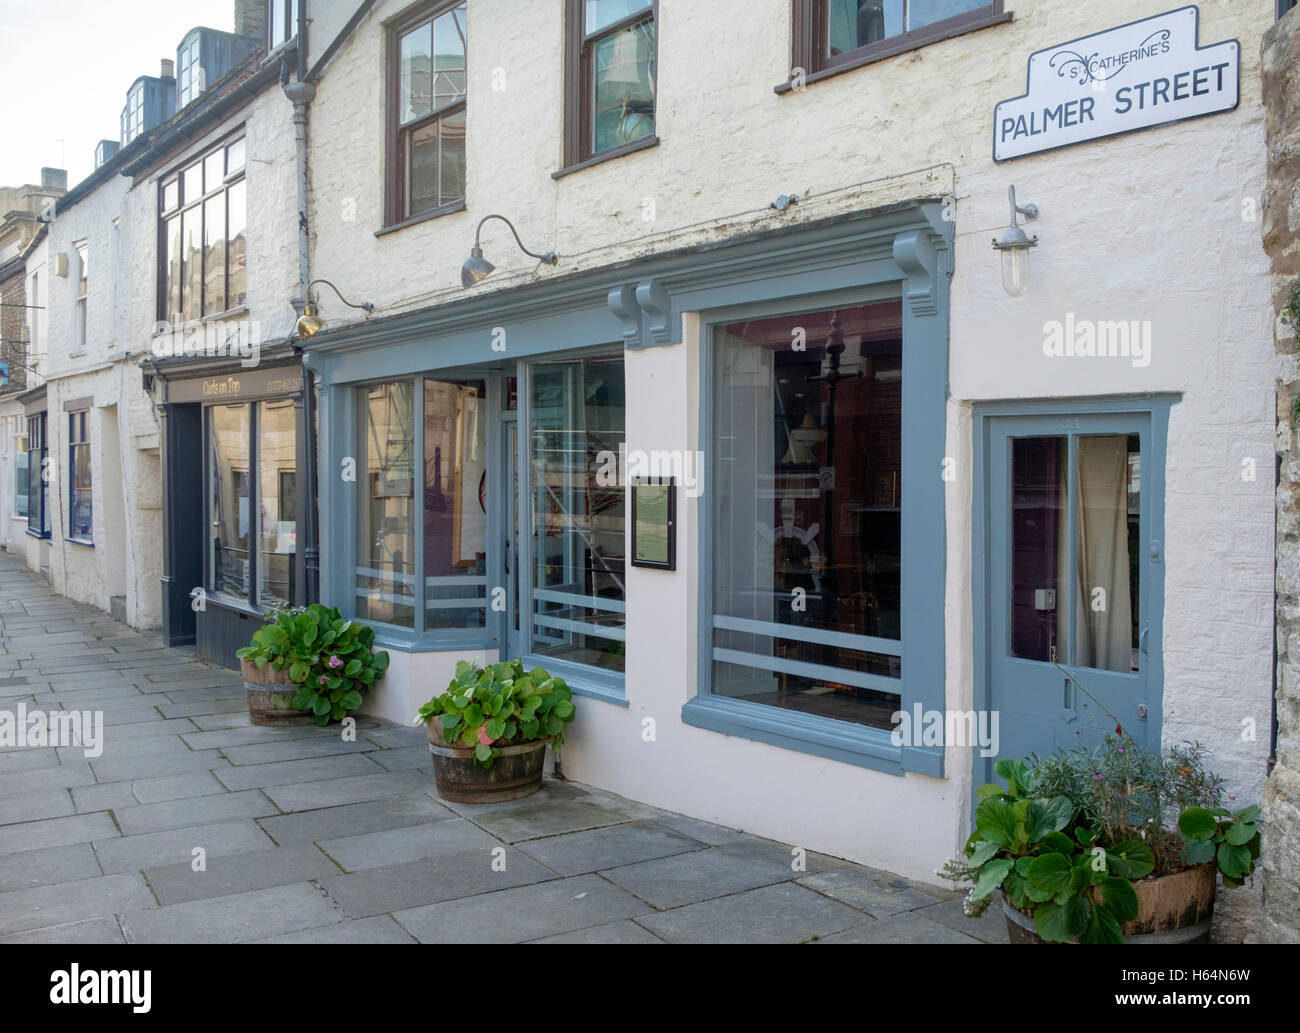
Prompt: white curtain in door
<box><xmin>1074</xmin><ymin>436</ymin><xmax>1133</xmax><ymax>672</ymax></box>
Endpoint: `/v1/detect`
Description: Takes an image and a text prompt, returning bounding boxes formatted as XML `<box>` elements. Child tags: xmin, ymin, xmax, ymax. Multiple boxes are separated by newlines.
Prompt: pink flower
<box><xmin>318</xmin><ymin>675</ymin><xmax>329</xmax><ymax>686</ymax></box>
<box><xmin>328</xmin><ymin>655</ymin><xmax>343</xmax><ymax>669</ymax></box>
<box><xmin>1093</xmin><ymin>772</ymin><xmax>1103</xmax><ymax>781</ymax></box>
<box><xmin>477</xmin><ymin>724</ymin><xmax>495</xmax><ymax>746</ymax></box>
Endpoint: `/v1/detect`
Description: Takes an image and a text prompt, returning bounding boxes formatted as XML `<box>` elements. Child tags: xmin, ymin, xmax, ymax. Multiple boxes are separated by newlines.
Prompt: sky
<box><xmin>0</xmin><ymin>0</ymin><xmax>237</xmax><ymax>188</ymax></box>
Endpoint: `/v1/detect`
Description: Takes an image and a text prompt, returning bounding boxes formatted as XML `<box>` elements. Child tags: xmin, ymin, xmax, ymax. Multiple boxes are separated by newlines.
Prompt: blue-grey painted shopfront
<box><xmin>305</xmin><ymin>200</ymin><xmax>952</xmax><ymax>780</ymax></box>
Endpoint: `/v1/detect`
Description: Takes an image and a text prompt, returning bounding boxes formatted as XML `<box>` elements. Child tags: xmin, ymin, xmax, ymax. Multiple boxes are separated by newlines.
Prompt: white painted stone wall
<box><xmin>312</xmin><ymin>0</ymin><xmax>1277</xmax><ymax>884</ymax></box>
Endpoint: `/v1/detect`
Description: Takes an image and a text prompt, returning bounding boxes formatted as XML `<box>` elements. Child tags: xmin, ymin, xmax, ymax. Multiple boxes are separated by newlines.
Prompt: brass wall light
<box><xmin>991</xmin><ymin>186</ymin><xmax>1039</xmax><ymax>298</ymax></box>
<box><xmin>461</xmin><ymin>214</ymin><xmax>558</xmax><ymax>288</ymax></box>
<box><xmin>295</xmin><ymin>278</ymin><xmax>375</xmax><ymax>340</ymax></box>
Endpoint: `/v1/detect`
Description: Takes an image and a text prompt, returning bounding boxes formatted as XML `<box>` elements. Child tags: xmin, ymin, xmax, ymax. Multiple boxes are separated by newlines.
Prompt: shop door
<box><xmin>981</xmin><ymin>412</ymin><xmax>1163</xmax><ymax>787</ymax></box>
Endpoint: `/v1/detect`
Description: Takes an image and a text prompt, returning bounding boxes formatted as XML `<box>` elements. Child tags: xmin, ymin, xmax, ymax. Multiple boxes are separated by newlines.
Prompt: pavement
<box><xmin>0</xmin><ymin>551</ymin><xmax>1006</xmax><ymax>944</ymax></box>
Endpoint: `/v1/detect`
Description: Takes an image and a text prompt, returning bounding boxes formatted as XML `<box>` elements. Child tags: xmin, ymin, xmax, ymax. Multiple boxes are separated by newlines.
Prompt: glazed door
<box><xmin>982</xmin><ymin>412</ymin><xmax>1162</xmax><ymax>784</ymax></box>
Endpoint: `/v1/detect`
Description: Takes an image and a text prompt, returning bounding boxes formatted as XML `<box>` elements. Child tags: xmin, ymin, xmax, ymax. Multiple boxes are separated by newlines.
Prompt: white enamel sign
<box><xmin>993</xmin><ymin>6</ymin><xmax>1239</xmax><ymax>162</ymax></box>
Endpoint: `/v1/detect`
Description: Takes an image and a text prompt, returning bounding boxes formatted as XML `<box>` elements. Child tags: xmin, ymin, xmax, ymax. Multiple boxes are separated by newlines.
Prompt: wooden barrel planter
<box><xmin>241</xmin><ymin>660</ymin><xmax>313</xmax><ymax>726</ymax></box>
<box><xmin>425</xmin><ymin>722</ymin><xmax>546</xmax><ymax>804</ymax></box>
<box><xmin>1002</xmin><ymin>863</ymin><xmax>1217</xmax><ymax>944</ymax></box>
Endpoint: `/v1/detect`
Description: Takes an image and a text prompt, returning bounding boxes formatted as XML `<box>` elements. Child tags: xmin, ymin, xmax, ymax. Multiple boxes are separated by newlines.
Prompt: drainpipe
<box><xmin>283</xmin><ymin>71</ymin><xmax>319</xmax><ymax>605</ymax></box>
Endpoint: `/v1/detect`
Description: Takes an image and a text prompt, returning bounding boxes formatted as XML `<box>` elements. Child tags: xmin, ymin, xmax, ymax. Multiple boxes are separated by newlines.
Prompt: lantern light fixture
<box><xmin>991</xmin><ymin>185</ymin><xmax>1039</xmax><ymax>298</ymax></box>
<box><xmin>294</xmin><ymin>278</ymin><xmax>375</xmax><ymax>340</ymax></box>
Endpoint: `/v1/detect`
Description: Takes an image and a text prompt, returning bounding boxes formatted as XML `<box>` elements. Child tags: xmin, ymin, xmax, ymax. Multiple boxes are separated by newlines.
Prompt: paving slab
<box><xmin>367</xmin><ymin>745</ymin><xmax>434</xmax><ymax>771</ymax></box>
<box><xmin>249</xmin><ymin>915</ymin><xmax>417</xmax><ymax>944</ymax></box>
<box><xmin>113</xmin><ymin>790</ymin><xmax>280</xmax><ymax>836</ymax></box>
<box><xmin>795</xmin><ymin>866</ymin><xmax>953</xmax><ymax>918</ymax></box>
<box><xmin>144</xmin><ymin>843</ymin><xmax>343</xmax><ymax>905</ymax></box>
<box><xmin>913</xmin><ymin>896</ymin><xmax>1010</xmax><ymax>944</ymax></box>
<box><xmin>262</xmin><ymin>770</ymin><xmax>433</xmax><ymax>811</ymax></box>
<box><xmin>220</xmin><ymin>736</ymin><xmax>377</xmax><ymax>766</ymax></box>
<box><xmin>182</xmin><ymin>725</ymin><xmax>346</xmax><ymax>751</ymax></box>
<box><xmin>319</xmin><ymin>847</ymin><xmax>557</xmax><ymax>918</ymax></box>
<box><xmin>0</xmin><ymin>873</ymin><xmax>155</xmax><ymax>936</ymax></box>
<box><xmin>121</xmin><ymin>882</ymin><xmax>343</xmax><ymax>944</ymax></box>
<box><xmin>394</xmin><ymin>873</ymin><xmax>651</xmax><ymax>944</ymax></box>
<box><xmin>258</xmin><ymin>795</ymin><xmax>453</xmax><ymax>846</ymax></box>
<box><xmin>637</xmin><ymin>882</ymin><xmax>865</xmax><ymax>944</ymax></box>
<box><xmin>444</xmin><ymin>781</ymin><xmax>661</xmax><ymax>843</ymax></box>
<box><xmin>93</xmin><ymin>820</ymin><xmax>274</xmax><ymax>874</ymax></box>
<box><xmin>214</xmin><ymin>752</ymin><xmax>386</xmax><ymax>791</ymax></box>
<box><xmin>0</xmin><ymin>787</ymin><xmax>78</xmax><ymax>826</ymax></box>
<box><xmin>318</xmin><ymin>816</ymin><xmax>502</xmax><ymax>872</ymax></box>
<box><xmin>100</xmin><ymin>718</ymin><xmax>201</xmax><ymax>741</ymax></box>
<box><xmin>4</xmin><ymin>764</ymin><xmax>97</xmax><ymax>793</ymax></box>
<box><xmin>90</xmin><ymin>749</ymin><xmax>229</xmax><ymax>783</ymax></box>
<box><xmin>0</xmin><ymin>916</ymin><xmax>126</xmax><ymax>944</ymax></box>
<box><xmin>0</xmin><ymin>842</ymin><xmax>103</xmax><ymax>893</ymax></box>
<box><xmin>654</xmin><ymin>813</ymin><xmax>750</xmax><ymax>845</ymax></box>
<box><xmin>155</xmin><ymin>700</ymin><xmax>246</xmax><ymax>719</ymax></box>
<box><xmin>528</xmin><ymin>919</ymin><xmax>666</xmax><ymax>944</ymax></box>
<box><xmin>70</xmin><ymin>781</ymin><xmax>140</xmax><ymax>814</ymax></box>
<box><xmin>515</xmin><ymin>820</ymin><xmax>706</xmax><ymax>876</ymax></box>
<box><xmin>814</xmin><ymin>910</ymin><xmax>985</xmax><ymax>944</ymax></box>
<box><xmin>130</xmin><ymin>771</ymin><xmax>231</xmax><ymax>804</ymax></box>
<box><xmin>0</xmin><ymin>811</ymin><xmax>119</xmax><ymax>857</ymax></box>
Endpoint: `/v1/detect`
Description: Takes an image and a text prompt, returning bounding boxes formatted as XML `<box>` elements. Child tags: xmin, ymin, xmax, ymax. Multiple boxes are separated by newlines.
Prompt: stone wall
<box><xmin>1263</xmin><ymin>4</ymin><xmax>1300</xmax><ymax>945</ymax></box>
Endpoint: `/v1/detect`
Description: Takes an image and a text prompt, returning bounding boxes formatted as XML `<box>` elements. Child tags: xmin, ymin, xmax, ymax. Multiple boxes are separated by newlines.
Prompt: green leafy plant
<box><xmin>236</xmin><ymin>604</ymin><xmax>390</xmax><ymax>725</ymax></box>
<box><xmin>1178</xmin><ymin>804</ymin><xmax>1261</xmax><ymax>887</ymax></box>
<box><xmin>415</xmin><ymin>658</ymin><xmax>575</xmax><ymax>769</ymax></box>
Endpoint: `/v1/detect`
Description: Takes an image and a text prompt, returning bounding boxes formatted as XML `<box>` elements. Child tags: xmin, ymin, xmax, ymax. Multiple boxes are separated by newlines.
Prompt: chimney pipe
<box><xmin>160</xmin><ymin>58</ymin><xmax>174</xmax><ymax>79</ymax></box>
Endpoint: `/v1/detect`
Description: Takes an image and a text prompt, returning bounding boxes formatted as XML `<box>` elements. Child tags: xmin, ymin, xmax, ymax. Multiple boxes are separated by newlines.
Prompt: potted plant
<box><xmin>939</xmin><ymin>737</ymin><xmax>1260</xmax><ymax>944</ymax></box>
<box><xmin>414</xmin><ymin>658</ymin><xmax>576</xmax><ymax>803</ymax></box>
<box><xmin>236</xmin><ymin>604</ymin><xmax>390</xmax><ymax>726</ymax></box>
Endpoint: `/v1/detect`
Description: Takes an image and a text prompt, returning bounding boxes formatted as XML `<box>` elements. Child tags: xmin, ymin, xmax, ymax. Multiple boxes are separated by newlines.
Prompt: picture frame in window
<box><xmin>630</xmin><ymin>476</ymin><xmax>675</xmax><ymax>570</ymax></box>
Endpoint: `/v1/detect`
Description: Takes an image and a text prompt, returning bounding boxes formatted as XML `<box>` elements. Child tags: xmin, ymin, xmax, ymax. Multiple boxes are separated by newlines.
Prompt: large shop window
<box><xmin>710</xmin><ymin>302</ymin><xmax>903</xmax><ymax>730</ymax></box>
<box><xmin>529</xmin><ymin>356</ymin><xmax>626</xmax><ymax>676</ymax></box>
<box><xmin>67</xmin><ymin>410</ymin><xmax>92</xmax><ymax>544</ymax></box>
<box><xmin>357</xmin><ymin>382</ymin><xmax>417</xmax><ymax>628</ymax></box>
<box><xmin>159</xmin><ymin>136</ymin><xmax>247</xmax><ymax>323</ymax></box>
<box><xmin>209</xmin><ymin>400</ymin><xmax>297</xmax><ymax>608</ymax></box>
<box><xmin>387</xmin><ymin>1</ymin><xmax>467</xmax><ymax>225</ymax></box>
<box><xmin>26</xmin><ymin>413</ymin><xmax>49</xmax><ymax>538</ymax></box>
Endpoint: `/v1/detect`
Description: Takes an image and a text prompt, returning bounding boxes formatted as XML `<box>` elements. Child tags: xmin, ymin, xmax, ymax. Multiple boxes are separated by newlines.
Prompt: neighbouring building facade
<box><xmin>8</xmin><ymin>0</ymin><xmax>1296</xmax><ymax>939</ymax></box>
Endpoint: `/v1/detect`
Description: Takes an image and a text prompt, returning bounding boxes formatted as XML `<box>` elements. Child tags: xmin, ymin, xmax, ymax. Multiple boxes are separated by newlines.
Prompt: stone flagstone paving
<box><xmin>0</xmin><ymin>552</ymin><xmax>1004</xmax><ymax>944</ymax></box>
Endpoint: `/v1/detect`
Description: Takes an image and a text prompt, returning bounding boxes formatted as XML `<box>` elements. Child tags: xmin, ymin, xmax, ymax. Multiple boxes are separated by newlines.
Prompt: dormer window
<box><xmin>268</xmin><ymin>0</ymin><xmax>299</xmax><ymax>51</ymax></box>
<box><xmin>179</xmin><ymin>32</ymin><xmax>203</xmax><ymax>107</ymax></box>
<box><xmin>122</xmin><ymin>83</ymin><xmax>145</xmax><ymax>145</ymax></box>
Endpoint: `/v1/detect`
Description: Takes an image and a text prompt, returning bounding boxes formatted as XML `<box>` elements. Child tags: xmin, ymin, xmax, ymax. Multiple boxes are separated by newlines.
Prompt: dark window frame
<box><xmin>560</xmin><ymin>0</ymin><xmax>659</xmax><ymax>174</ymax></box>
<box><xmin>156</xmin><ymin>132</ymin><xmax>247</xmax><ymax>325</ymax></box>
<box><xmin>383</xmin><ymin>0</ymin><xmax>468</xmax><ymax>229</ymax></box>
<box><xmin>67</xmin><ymin>409</ymin><xmax>92</xmax><ymax>545</ymax></box>
<box><xmin>25</xmin><ymin>412</ymin><xmax>49</xmax><ymax>539</ymax></box>
<box><xmin>780</xmin><ymin>0</ymin><xmax>1010</xmax><ymax>93</ymax></box>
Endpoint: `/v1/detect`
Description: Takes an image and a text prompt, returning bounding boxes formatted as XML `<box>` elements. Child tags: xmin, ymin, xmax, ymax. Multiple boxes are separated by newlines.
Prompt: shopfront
<box><xmin>145</xmin><ymin>348</ymin><xmax>313</xmax><ymax>667</ymax></box>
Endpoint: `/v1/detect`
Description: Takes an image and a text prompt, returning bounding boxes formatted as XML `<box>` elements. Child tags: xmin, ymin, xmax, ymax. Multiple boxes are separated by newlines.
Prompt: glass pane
<box><xmin>76</xmin><ymin>243</ymin><xmax>88</xmax><ymax>297</ymax></box>
<box><xmin>15</xmin><ymin>445</ymin><xmax>28</xmax><ymax>518</ymax></box>
<box><xmin>399</xmin><ymin>23</ymin><xmax>433</xmax><ymax>123</ymax></box>
<box><xmin>530</xmin><ymin>356</ymin><xmax>626</xmax><ymax>674</ymax></box>
<box><xmin>204</xmin><ymin>151</ymin><xmax>224</xmax><ymax>190</ymax></box>
<box><xmin>272</xmin><ymin>0</ymin><xmax>286</xmax><ymax>46</ymax></box>
<box><xmin>907</xmin><ymin>0</ymin><xmax>988</xmax><ymax>31</ymax></box>
<box><xmin>70</xmin><ymin>441</ymin><xmax>92</xmax><ymax>540</ymax></box>
<box><xmin>164</xmin><ymin>216</ymin><xmax>181</xmax><ymax>324</ymax></box>
<box><xmin>423</xmin><ymin>378</ymin><xmax>488</xmax><ymax>630</ymax></box>
<box><xmin>163</xmin><ymin>179</ymin><xmax>179</xmax><ymax>211</ymax></box>
<box><xmin>182</xmin><ymin>208</ymin><xmax>202</xmax><ymax>322</ymax></box>
<box><xmin>438</xmin><ymin>109</ymin><xmax>466</xmax><ymax>206</ymax></box>
<box><xmin>592</xmin><ymin>19</ymin><xmax>655</xmax><ymax>154</ymax></box>
<box><xmin>827</xmin><ymin>0</ymin><xmax>903</xmax><ymax>53</ymax></box>
<box><xmin>227</xmin><ymin>180</ymin><xmax>247</xmax><ymax>309</ymax></box>
<box><xmin>258</xmin><ymin>399</ymin><xmax>296</xmax><ymax>608</ymax></box>
<box><xmin>1010</xmin><ymin>436</ymin><xmax>1067</xmax><ymax>662</ymax></box>
<box><xmin>586</xmin><ymin>0</ymin><xmax>651</xmax><ymax>34</ymax></box>
<box><xmin>211</xmin><ymin>404</ymin><xmax>251</xmax><ymax>598</ymax></box>
<box><xmin>183</xmin><ymin>163</ymin><xmax>202</xmax><ymax>204</ymax></box>
<box><xmin>711</xmin><ymin>302</ymin><xmax>903</xmax><ymax>729</ymax></box>
<box><xmin>408</xmin><ymin>123</ymin><xmax>437</xmax><ymax>215</ymax></box>
<box><xmin>203</xmin><ymin>194</ymin><xmax>226</xmax><ymax>315</ymax></box>
<box><xmin>431</xmin><ymin>5</ymin><xmax>467</xmax><ymax>109</ymax></box>
<box><xmin>357</xmin><ymin>382</ymin><xmax>416</xmax><ymax>628</ymax></box>
<box><xmin>226</xmin><ymin>138</ymin><xmax>245</xmax><ymax>173</ymax></box>
<box><xmin>1074</xmin><ymin>435</ymin><xmax>1140</xmax><ymax>673</ymax></box>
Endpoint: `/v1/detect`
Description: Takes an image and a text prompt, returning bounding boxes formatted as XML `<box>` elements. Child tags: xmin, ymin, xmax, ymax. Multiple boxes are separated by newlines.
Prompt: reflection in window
<box><xmin>1010</xmin><ymin>436</ymin><xmax>1066</xmax><ymax>662</ymax></box>
<box><xmin>68</xmin><ymin>411</ymin><xmax>92</xmax><ymax>543</ymax></box>
<box><xmin>592</xmin><ymin>16</ymin><xmax>656</xmax><ymax>155</ymax></box>
<box><xmin>258</xmin><ymin>400</ymin><xmax>296</xmax><ymax>608</ymax></box>
<box><xmin>357</xmin><ymin>382</ymin><xmax>416</xmax><ymax>628</ymax></box>
<box><xmin>530</xmin><ymin>356</ymin><xmax>626</xmax><ymax>673</ymax></box>
<box><xmin>711</xmin><ymin>303</ymin><xmax>903</xmax><ymax>729</ymax></box>
<box><xmin>424</xmin><ymin>378</ymin><xmax>488</xmax><ymax>630</ymax></box>
<box><xmin>210</xmin><ymin>404</ymin><xmax>250</xmax><ymax>596</ymax></box>
<box><xmin>26</xmin><ymin>413</ymin><xmax>49</xmax><ymax>537</ymax></box>
<box><xmin>825</xmin><ymin>0</ymin><xmax>991</xmax><ymax>56</ymax></box>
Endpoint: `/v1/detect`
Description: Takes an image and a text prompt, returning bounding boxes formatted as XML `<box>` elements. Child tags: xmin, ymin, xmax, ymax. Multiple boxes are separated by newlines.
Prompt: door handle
<box><xmin>503</xmin><ymin>538</ymin><xmax>510</xmax><ymax>576</ymax></box>
<box><xmin>1140</xmin><ymin>626</ymin><xmax>1150</xmax><ymax>655</ymax></box>
<box><xmin>1061</xmin><ymin>672</ymin><xmax>1077</xmax><ymax>722</ymax></box>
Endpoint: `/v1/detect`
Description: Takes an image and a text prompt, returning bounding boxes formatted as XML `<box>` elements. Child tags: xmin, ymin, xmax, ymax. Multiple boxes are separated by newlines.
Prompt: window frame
<box><xmin>560</xmin><ymin>0</ymin><xmax>659</xmax><ymax>175</ymax></box>
<box><xmin>267</xmin><ymin>0</ymin><xmax>300</xmax><ymax>52</ymax></box>
<box><xmin>26</xmin><ymin>412</ymin><xmax>49</xmax><ymax>539</ymax></box>
<box><xmin>781</xmin><ymin>0</ymin><xmax>1010</xmax><ymax>93</ymax></box>
<box><xmin>157</xmin><ymin>132</ymin><xmax>248</xmax><ymax>325</ymax></box>
<box><xmin>73</xmin><ymin>241</ymin><xmax>88</xmax><ymax>354</ymax></box>
<box><xmin>178</xmin><ymin>32</ymin><xmax>203</xmax><ymax>107</ymax></box>
<box><xmin>383</xmin><ymin>0</ymin><xmax>469</xmax><ymax>229</ymax></box>
<box><xmin>13</xmin><ymin>430</ymin><xmax>29</xmax><ymax>519</ymax></box>
<box><xmin>67</xmin><ymin>408</ymin><xmax>92</xmax><ymax>546</ymax></box>
<box><xmin>122</xmin><ymin>82</ymin><xmax>145</xmax><ymax>145</ymax></box>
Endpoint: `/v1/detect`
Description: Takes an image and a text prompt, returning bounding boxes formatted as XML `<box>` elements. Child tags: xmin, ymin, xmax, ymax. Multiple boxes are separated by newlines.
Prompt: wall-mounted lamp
<box><xmin>295</xmin><ymin>278</ymin><xmax>375</xmax><ymax>340</ymax></box>
<box><xmin>991</xmin><ymin>186</ymin><xmax>1039</xmax><ymax>298</ymax></box>
<box><xmin>461</xmin><ymin>214</ymin><xmax>558</xmax><ymax>288</ymax></box>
